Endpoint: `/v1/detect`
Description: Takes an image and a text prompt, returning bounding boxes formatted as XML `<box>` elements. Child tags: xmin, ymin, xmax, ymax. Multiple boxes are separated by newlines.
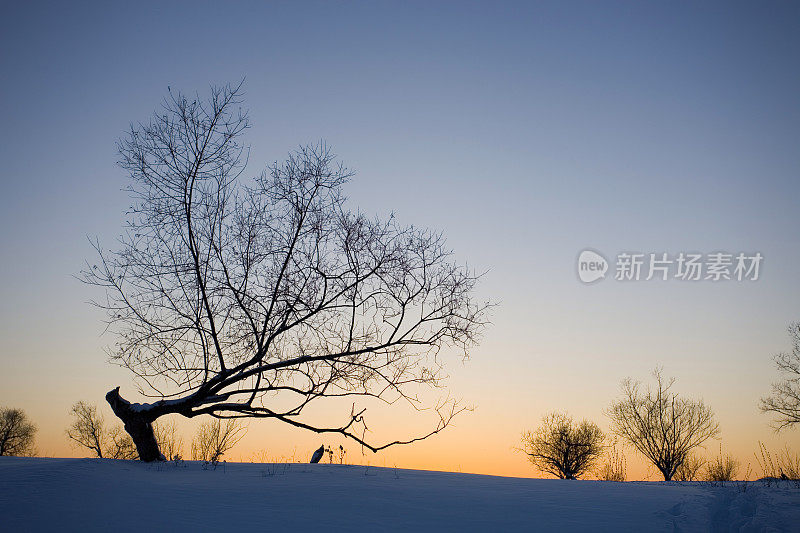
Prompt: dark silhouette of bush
<box><xmin>0</xmin><ymin>407</ymin><xmax>37</xmax><ymax>456</ymax></box>
<box><xmin>521</xmin><ymin>412</ymin><xmax>604</xmax><ymax>479</ymax></box>
<box><xmin>608</xmin><ymin>369</ymin><xmax>718</xmax><ymax>481</ymax></box>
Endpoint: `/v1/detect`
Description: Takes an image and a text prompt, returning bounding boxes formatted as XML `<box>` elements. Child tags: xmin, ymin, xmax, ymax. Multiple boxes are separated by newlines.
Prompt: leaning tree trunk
<box><xmin>106</xmin><ymin>387</ymin><xmax>165</xmax><ymax>462</ymax></box>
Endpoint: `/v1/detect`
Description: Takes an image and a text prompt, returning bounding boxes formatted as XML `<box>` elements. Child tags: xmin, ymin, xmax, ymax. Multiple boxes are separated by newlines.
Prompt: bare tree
<box><xmin>107</xmin><ymin>426</ymin><xmax>138</xmax><ymax>460</ymax></box>
<box><xmin>66</xmin><ymin>401</ymin><xmax>106</xmax><ymax>458</ymax></box>
<box><xmin>67</xmin><ymin>401</ymin><xmax>139</xmax><ymax>459</ymax></box>
<box><xmin>607</xmin><ymin>369</ymin><xmax>719</xmax><ymax>481</ymax></box>
<box><xmin>82</xmin><ymin>82</ymin><xmax>488</xmax><ymax>461</ymax></box>
<box><xmin>154</xmin><ymin>419</ymin><xmax>184</xmax><ymax>460</ymax></box>
<box><xmin>674</xmin><ymin>453</ymin><xmax>706</xmax><ymax>482</ymax></box>
<box><xmin>190</xmin><ymin>419</ymin><xmax>246</xmax><ymax>462</ymax></box>
<box><xmin>0</xmin><ymin>407</ymin><xmax>37</xmax><ymax>456</ymax></box>
<box><xmin>761</xmin><ymin>322</ymin><xmax>800</xmax><ymax>430</ymax></box>
<box><xmin>520</xmin><ymin>412</ymin><xmax>604</xmax><ymax>479</ymax></box>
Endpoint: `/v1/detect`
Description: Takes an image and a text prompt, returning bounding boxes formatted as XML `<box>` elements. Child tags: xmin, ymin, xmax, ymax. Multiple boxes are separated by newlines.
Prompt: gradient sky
<box><xmin>1</xmin><ymin>1</ymin><xmax>799</xmax><ymax>479</ymax></box>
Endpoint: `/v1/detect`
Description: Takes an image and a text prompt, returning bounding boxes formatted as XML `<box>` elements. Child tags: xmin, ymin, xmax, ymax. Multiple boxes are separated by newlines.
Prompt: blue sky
<box><xmin>1</xmin><ymin>1</ymin><xmax>798</xmax><ymax>475</ymax></box>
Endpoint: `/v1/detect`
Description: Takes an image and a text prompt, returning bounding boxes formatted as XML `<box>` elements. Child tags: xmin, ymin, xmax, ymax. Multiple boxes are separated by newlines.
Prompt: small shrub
<box><xmin>597</xmin><ymin>440</ymin><xmax>627</xmax><ymax>482</ymax></box>
<box><xmin>154</xmin><ymin>419</ymin><xmax>184</xmax><ymax>461</ymax></box>
<box><xmin>756</xmin><ymin>442</ymin><xmax>800</xmax><ymax>486</ymax></box>
<box><xmin>107</xmin><ymin>425</ymin><xmax>138</xmax><ymax>459</ymax></box>
<box><xmin>250</xmin><ymin>449</ymin><xmax>270</xmax><ymax>463</ymax></box>
<box><xmin>521</xmin><ymin>412</ymin><xmax>604</xmax><ymax>479</ymax></box>
<box><xmin>780</xmin><ymin>451</ymin><xmax>800</xmax><ymax>480</ymax></box>
<box><xmin>675</xmin><ymin>454</ymin><xmax>706</xmax><ymax>482</ymax></box>
<box><xmin>706</xmin><ymin>446</ymin><xmax>739</xmax><ymax>482</ymax></box>
<box><xmin>260</xmin><ymin>455</ymin><xmax>291</xmax><ymax>477</ymax></box>
<box><xmin>191</xmin><ymin>419</ymin><xmax>246</xmax><ymax>462</ymax></box>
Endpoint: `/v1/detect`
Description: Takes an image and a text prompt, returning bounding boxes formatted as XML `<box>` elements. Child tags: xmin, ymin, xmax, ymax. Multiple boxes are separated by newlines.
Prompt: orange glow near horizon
<box><xmin>28</xmin><ymin>405</ymin><xmax>800</xmax><ymax>482</ymax></box>
<box><xmin>19</xmin><ymin>337</ymin><xmax>800</xmax><ymax>482</ymax></box>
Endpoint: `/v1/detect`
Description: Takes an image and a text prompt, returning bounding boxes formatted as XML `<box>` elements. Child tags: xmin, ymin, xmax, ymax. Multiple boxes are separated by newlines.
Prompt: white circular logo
<box><xmin>577</xmin><ymin>250</ymin><xmax>608</xmax><ymax>283</ymax></box>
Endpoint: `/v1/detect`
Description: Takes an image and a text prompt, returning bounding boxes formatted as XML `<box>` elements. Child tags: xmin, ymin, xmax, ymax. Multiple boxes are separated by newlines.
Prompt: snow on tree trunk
<box><xmin>105</xmin><ymin>387</ymin><xmax>164</xmax><ymax>462</ymax></box>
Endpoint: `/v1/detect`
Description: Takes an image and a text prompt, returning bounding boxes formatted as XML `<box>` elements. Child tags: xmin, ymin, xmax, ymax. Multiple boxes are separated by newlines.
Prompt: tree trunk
<box><xmin>106</xmin><ymin>387</ymin><xmax>165</xmax><ymax>462</ymax></box>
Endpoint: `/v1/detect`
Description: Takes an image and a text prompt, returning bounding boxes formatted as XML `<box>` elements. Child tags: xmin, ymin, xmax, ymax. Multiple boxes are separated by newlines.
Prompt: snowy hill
<box><xmin>1</xmin><ymin>457</ymin><xmax>798</xmax><ymax>531</ymax></box>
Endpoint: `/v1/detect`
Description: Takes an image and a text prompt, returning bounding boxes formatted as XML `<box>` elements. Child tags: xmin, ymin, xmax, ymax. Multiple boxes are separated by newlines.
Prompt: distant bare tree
<box><xmin>67</xmin><ymin>401</ymin><xmax>138</xmax><ymax>460</ymax></box>
<box><xmin>190</xmin><ymin>419</ymin><xmax>246</xmax><ymax>462</ymax></box>
<box><xmin>521</xmin><ymin>412</ymin><xmax>604</xmax><ymax>479</ymax></box>
<box><xmin>66</xmin><ymin>401</ymin><xmax>106</xmax><ymax>458</ymax></box>
<box><xmin>761</xmin><ymin>322</ymin><xmax>800</xmax><ymax>430</ymax></box>
<box><xmin>82</xmin><ymin>81</ymin><xmax>488</xmax><ymax>461</ymax></box>
<box><xmin>154</xmin><ymin>419</ymin><xmax>184</xmax><ymax>460</ymax></box>
<box><xmin>0</xmin><ymin>407</ymin><xmax>37</xmax><ymax>456</ymax></box>
<box><xmin>107</xmin><ymin>426</ymin><xmax>138</xmax><ymax>460</ymax></box>
<box><xmin>674</xmin><ymin>453</ymin><xmax>706</xmax><ymax>482</ymax></box>
<box><xmin>608</xmin><ymin>369</ymin><xmax>719</xmax><ymax>481</ymax></box>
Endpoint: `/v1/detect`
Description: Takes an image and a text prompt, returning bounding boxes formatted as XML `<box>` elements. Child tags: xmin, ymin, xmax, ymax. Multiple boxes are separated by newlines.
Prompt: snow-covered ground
<box><xmin>1</xmin><ymin>457</ymin><xmax>799</xmax><ymax>531</ymax></box>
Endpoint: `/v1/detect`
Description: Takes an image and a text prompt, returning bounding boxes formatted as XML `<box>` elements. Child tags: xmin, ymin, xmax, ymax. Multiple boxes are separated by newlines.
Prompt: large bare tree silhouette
<box><xmin>84</xmin><ymin>82</ymin><xmax>489</xmax><ymax>461</ymax></box>
<box><xmin>761</xmin><ymin>322</ymin><xmax>800</xmax><ymax>430</ymax></box>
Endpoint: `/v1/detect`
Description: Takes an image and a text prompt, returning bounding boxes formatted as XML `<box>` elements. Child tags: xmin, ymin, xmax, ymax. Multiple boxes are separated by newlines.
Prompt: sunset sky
<box><xmin>1</xmin><ymin>1</ymin><xmax>799</xmax><ymax>479</ymax></box>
